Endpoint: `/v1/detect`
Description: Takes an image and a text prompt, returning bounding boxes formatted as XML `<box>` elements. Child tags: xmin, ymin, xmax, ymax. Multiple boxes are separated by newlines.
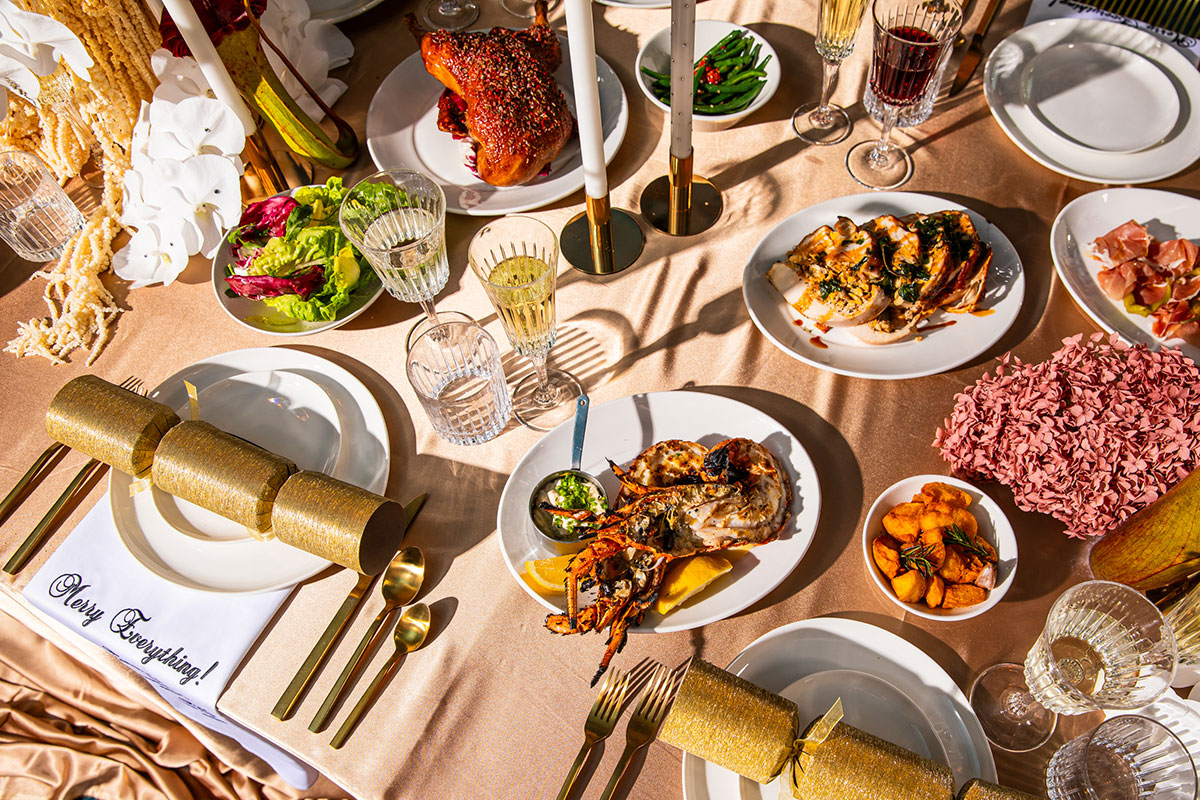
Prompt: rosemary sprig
<box><xmin>899</xmin><ymin>543</ymin><xmax>935</xmax><ymax>578</ymax></box>
<box><xmin>944</xmin><ymin>524</ymin><xmax>990</xmax><ymax>560</ymax></box>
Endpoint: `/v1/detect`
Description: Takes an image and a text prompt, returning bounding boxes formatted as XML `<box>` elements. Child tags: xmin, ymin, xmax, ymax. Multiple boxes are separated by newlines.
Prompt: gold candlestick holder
<box><xmin>241</xmin><ymin>127</ymin><xmax>290</xmax><ymax>200</ymax></box>
<box><xmin>640</xmin><ymin>151</ymin><xmax>722</xmax><ymax>236</ymax></box>
<box><xmin>560</xmin><ymin>192</ymin><xmax>645</xmax><ymax>275</ymax></box>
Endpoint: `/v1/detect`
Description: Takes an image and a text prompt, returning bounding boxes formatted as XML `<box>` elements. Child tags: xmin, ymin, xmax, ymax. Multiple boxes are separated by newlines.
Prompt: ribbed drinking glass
<box><xmin>0</xmin><ymin>151</ymin><xmax>84</xmax><ymax>262</ymax></box>
<box><xmin>1045</xmin><ymin>715</ymin><xmax>1196</xmax><ymax>800</ymax></box>
<box><xmin>406</xmin><ymin>320</ymin><xmax>512</xmax><ymax>445</ymax></box>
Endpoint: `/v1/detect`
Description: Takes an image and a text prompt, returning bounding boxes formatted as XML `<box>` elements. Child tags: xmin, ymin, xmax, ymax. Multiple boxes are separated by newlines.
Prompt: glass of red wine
<box><xmin>846</xmin><ymin>0</ymin><xmax>962</xmax><ymax>189</ymax></box>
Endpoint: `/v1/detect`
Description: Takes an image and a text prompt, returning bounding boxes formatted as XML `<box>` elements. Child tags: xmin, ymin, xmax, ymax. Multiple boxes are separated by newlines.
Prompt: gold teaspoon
<box><xmin>330</xmin><ymin>603</ymin><xmax>431</xmax><ymax>749</ymax></box>
<box><xmin>309</xmin><ymin>546</ymin><xmax>425</xmax><ymax>732</ymax></box>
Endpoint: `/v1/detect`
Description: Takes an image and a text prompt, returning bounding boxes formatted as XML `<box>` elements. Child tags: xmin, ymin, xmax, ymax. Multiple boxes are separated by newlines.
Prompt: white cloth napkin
<box><xmin>22</xmin><ymin>498</ymin><xmax>317</xmax><ymax>790</ymax></box>
<box><xmin>1024</xmin><ymin>0</ymin><xmax>1200</xmax><ymax>64</ymax></box>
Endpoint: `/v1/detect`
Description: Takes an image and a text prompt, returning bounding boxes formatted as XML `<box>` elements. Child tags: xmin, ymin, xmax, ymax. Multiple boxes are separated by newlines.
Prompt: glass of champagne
<box><xmin>468</xmin><ymin>215</ymin><xmax>581</xmax><ymax>431</ymax></box>
<box><xmin>424</xmin><ymin>0</ymin><xmax>479</xmax><ymax>30</ymax></box>
<box><xmin>792</xmin><ymin>0</ymin><xmax>871</xmax><ymax>145</ymax></box>
<box><xmin>846</xmin><ymin>0</ymin><xmax>962</xmax><ymax>189</ymax></box>
<box><xmin>340</xmin><ymin>169</ymin><xmax>450</xmax><ymax>342</ymax></box>
<box><xmin>970</xmin><ymin>581</ymin><xmax>1177</xmax><ymax>753</ymax></box>
<box><xmin>1045</xmin><ymin>716</ymin><xmax>1196</xmax><ymax>800</ymax></box>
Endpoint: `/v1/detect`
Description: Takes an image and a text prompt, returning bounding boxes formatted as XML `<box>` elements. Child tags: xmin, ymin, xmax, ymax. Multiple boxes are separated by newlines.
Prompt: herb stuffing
<box><xmin>224</xmin><ymin>178</ymin><xmax>379</xmax><ymax>322</ymax></box>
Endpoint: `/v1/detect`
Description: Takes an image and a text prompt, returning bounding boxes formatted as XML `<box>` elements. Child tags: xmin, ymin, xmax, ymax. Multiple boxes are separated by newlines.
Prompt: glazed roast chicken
<box><xmin>405</xmin><ymin>2</ymin><xmax>574</xmax><ymax>187</ymax></box>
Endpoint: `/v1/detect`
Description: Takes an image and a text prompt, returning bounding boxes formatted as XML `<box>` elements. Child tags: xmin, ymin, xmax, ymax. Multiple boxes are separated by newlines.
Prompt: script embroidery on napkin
<box><xmin>1025</xmin><ymin>0</ymin><xmax>1200</xmax><ymax>63</ymax></box>
<box><xmin>22</xmin><ymin>498</ymin><xmax>316</xmax><ymax>789</ymax></box>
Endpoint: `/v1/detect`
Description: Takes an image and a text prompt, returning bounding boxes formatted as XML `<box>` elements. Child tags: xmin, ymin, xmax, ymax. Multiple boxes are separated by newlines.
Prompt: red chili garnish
<box><xmin>705</xmin><ymin>66</ymin><xmax>721</xmax><ymax>83</ymax></box>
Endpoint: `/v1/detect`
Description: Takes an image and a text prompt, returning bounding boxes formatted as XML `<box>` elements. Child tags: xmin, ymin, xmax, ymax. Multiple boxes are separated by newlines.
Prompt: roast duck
<box><xmin>405</xmin><ymin>2</ymin><xmax>573</xmax><ymax>187</ymax></box>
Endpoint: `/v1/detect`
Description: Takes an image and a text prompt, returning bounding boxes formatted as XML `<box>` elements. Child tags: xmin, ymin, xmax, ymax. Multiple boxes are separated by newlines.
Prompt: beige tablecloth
<box><xmin>2</xmin><ymin>0</ymin><xmax>1197</xmax><ymax>797</ymax></box>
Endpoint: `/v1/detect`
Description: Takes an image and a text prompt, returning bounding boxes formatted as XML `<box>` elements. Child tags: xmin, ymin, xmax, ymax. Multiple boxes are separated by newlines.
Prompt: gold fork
<box><xmin>0</xmin><ymin>375</ymin><xmax>141</xmax><ymax>528</ymax></box>
<box><xmin>3</xmin><ymin>377</ymin><xmax>144</xmax><ymax>574</ymax></box>
<box><xmin>597</xmin><ymin>665</ymin><xmax>678</xmax><ymax>800</ymax></box>
<box><xmin>555</xmin><ymin>668</ymin><xmax>632</xmax><ymax>800</ymax></box>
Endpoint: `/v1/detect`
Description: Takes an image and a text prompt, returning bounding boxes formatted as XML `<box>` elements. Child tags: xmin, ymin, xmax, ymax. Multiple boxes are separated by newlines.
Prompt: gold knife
<box><xmin>271</xmin><ymin>492</ymin><xmax>428</xmax><ymax>721</ymax></box>
<box><xmin>3</xmin><ymin>457</ymin><xmax>106</xmax><ymax>575</ymax></box>
<box><xmin>949</xmin><ymin>0</ymin><xmax>1006</xmax><ymax>96</ymax></box>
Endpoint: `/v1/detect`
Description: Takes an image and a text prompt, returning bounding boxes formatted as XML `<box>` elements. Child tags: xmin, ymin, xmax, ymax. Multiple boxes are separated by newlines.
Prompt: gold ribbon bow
<box><xmin>779</xmin><ymin>698</ymin><xmax>845</xmax><ymax>800</ymax></box>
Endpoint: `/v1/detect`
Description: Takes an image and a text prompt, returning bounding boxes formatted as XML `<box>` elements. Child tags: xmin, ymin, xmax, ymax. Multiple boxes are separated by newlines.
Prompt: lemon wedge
<box><xmin>654</xmin><ymin>554</ymin><xmax>733</xmax><ymax>615</ymax></box>
<box><xmin>524</xmin><ymin>553</ymin><xmax>575</xmax><ymax>594</ymax></box>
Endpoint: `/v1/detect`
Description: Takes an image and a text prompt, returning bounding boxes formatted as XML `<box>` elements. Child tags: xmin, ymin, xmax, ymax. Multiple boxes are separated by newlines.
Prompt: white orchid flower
<box><xmin>0</xmin><ymin>55</ymin><xmax>36</xmax><ymax>116</ymax></box>
<box><xmin>0</xmin><ymin>1</ymin><xmax>91</xmax><ymax>79</ymax></box>
<box><xmin>112</xmin><ymin>221</ymin><xmax>192</xmax><ymax>289</ymax></box>
<box><xmin>260</xmin><ymin>0</ymin><xmax>351</xmax><ymax>122</ymax></box>
<box><xmin>147</xmin><ymin>95</ymin><xmax>245</xmax><ymax>161</ymax></box>
<box><xmin>145</xmin><ymin>155</ymin><xmax>242</xmax><ymax>258</ymax></box>
<box><xmin>150</xmin><ymin>48</ymin><xmax>211</xmax><ymax>104</ymax></box>
<box><xmin>129</xmin><ymin>100</ymin><xmax>152</xmax><ymax>172</ymax></box>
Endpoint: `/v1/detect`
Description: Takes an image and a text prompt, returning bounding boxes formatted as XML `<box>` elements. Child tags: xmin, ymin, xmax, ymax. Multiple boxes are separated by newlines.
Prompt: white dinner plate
<box><xmin>742</xmin><ymin>192</ymin><xmax>1025</xmax><ymax>380</ymax></box>
<box><xmin>984</xmin><ymin>19</ymin><xmax>1200</xmax><ymax>183</ymax></box>
<box><xmin>211</xmin><ymin>187</ymin><xmax>385</xmax><ymax>337</ymax></box>
<box><xmin>306</xmin><ymin>0</ymin><xmax>382</xmax><ymax>22</ymax></box>
<box><xmin>1050</xmin><ymin>187</ymin><xmax>1200</xmax><ymax>363</ymax></box>
<box><xmin>1020</xmin><ymin>42</ymin><xmax>1179</xmax><ymax>154</ymax></box>
<box><xmin>497</xmin><ymin>390</ymin><xmax>822</xmax><ymax>633</ymax></box>
<box><xmin>682</xmin><ymin>618</ymin><xmax>997</xmax><ymax>799</ymax></box>
<box><xmin>111</xmin><ymin>348</ymin><xmax>391</xmax><ymax>593</ymax></box>
<box><xmin>366</xmin><ymin>36</ymin><xmax>628</xmax><ymax>215</ymax></box>
<box><xmin>150</xmin><ymin>371</ymin><xmax>344</xmax><ymax>544</ymax></box>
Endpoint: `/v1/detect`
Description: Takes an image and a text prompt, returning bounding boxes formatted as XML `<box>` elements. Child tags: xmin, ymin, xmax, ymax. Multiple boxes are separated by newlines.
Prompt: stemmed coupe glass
<box><xmin>969</xmin><ymin>580</ymin><xmax>1177</xmax><ymax>753</ymax></box>
<box><xmin>424</xmin><ymin>0</ymin><xmax>479</xmax><ymax>30</ymax></box>
<box><xmin>468</xmin><ymin>215</ymin><xmax>581</xmax><ymax>431</ymax></box>
<box><xmin>846</xmin><ymin>0</ymin><xmax>962</xmax><ymax>189</ymax></box>
<box><xmin>792</xmin><ymin>0</ymin><xmax>871</xmax><ymax>145</ymax></box>
<box><xmin>340</xmin><ymin>169</ymin><xmax>450</xmax><ymax>345</ymax></box>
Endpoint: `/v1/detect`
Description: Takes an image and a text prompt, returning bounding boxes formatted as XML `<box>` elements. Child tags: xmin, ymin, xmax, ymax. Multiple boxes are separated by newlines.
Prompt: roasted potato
<box><xmin>920</xmin><ymin>504</ymin><xmax>956</xmax><ymax>535</ymax></box>
<box><xmin>872</xmin><ymin>535</ymin><xmax>903</xmax><ymax>579</ymax></box>
<box><xmin>925</xmin><ymin>574</ymin><xmax>946</xmax><ymax>608</ymax></box>
<box><xmin>943</xmin><ymin>584</ymin><xmax>988</xmax><ymax>609</ymax></box>
<box><xmin>938</xmin><ymin>546</ymin><xmax>967</xmax><ymax>583</ymax></box>
<box><xmin>891</xmin><ymin>570</ymin><xmax>927</xmax><ymax>603</ymax></box>
<box><xmin>948</xmin><ymin>507</ymin><xmax>979</xmax><ymax>541</ymax></box>
<box><xmin>919</xmin><ymin>527</ymin><xmax>946</xmax><ymax>569</ymax></box>
<box><xmin>959</xmin><ymin>554</ymin><xmax>986</xmax><ymax>585</ymax></box>
<box><xmin>975</xmin><ymin>536</ymin><xmax>998</xmax><ymax>562</ymax></box>
<box><xmin>882</xmin><ymin>502</ymin><xmax>923</xmax><ymax>543</ymax></box>
<box><xmin>918</xmin><ymin>482</ymin><xmax>971</xmax><ymax>509</ymax></box>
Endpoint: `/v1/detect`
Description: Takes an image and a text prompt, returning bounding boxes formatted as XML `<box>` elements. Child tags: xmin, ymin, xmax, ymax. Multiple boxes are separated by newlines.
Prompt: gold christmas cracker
<box><xmin>958</xmin><ymin>779</ymin><xmax>1046</xmax><ymax>800</ymax></box>
<box><xmin>45</xmin><ymin>375</ymin><xmax>180</xmax><ymax>478</ymax></box>
<box><xmin>270</xmin><ymin>471</ymin><xmax>407</xmax><ymax>575</ymax></box>
<box><xmin>658</xmin><ymin>658</ymin><xmax>799</xmax><ymax>783</ymax></box>
<box><xmin>151</xmin><ymin>421</ymin><xmax>296</xmax><ymax>534</ymax></box>
<box><xmin>791</xmin><ymin>719</ymin><xmax>955</xmax><ymax>800</ymax></box>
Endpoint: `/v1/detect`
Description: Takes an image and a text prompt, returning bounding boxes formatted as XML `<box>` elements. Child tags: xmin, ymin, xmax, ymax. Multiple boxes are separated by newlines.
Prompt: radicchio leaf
<box><xmin>225</xmin><ymin>266</ymin><xmax>324</xmax><ymax>299</ymax></box>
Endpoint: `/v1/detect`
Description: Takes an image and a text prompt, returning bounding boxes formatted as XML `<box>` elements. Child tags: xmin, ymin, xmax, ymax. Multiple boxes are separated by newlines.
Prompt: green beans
<box><xmin>641</xmin><ymin>28</ymin><xmax>771</xmax><ymax>116</ymax></box>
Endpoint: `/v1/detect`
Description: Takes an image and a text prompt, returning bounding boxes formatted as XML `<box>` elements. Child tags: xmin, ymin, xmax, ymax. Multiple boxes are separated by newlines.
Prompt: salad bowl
<box><xmin>212</xmin><ymin>184</ymin><xmax>385</xmax><ymax>337</ymax></box>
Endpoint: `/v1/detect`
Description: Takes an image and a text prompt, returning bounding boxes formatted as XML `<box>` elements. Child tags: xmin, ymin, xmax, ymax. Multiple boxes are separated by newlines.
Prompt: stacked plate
<box><xmin>110</xmin><ymin>348</ymin><xmax>390</xmax><ymax>594</ymax></box>
<box><xmin>984</xmin><ymin>19</ymin><xmax>1200</xmax><ymax>183</ymax></box>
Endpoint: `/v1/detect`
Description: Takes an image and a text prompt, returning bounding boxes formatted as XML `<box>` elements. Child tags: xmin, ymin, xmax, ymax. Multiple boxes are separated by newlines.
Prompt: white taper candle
<box><xmin>669</xmin><ymin>0</ymin><xmax>694</xmax><ymax>158</ymax></box>
<box><xmin>563</xmin><ymin>0</ymin><xmax>607</xmax><ymax>198</ymax></box>
<box><xmin>161</xmin><ymin>0</ymin><xmax>256</xmax><ymax>135</ymax></box>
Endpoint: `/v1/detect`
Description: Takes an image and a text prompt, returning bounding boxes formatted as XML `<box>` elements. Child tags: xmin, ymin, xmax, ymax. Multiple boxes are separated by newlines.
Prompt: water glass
<box><xmin>1045</xmin><ymin>716</ymin><xmax>1197</xmax><ymax>800</ymax></box>
<box><xmin>406</xmin><ymin>321</ymin><xmax>512</xmax><ymax>445</ymax></box>
<box><xmin>0</xmin><ymin>151</ymin><xmax>85</xmax><ymax>262</ymax></box>
<box><xmin>340</xmin><ymin>169</ymin><xmax>449</xmax><ymax>325</ymax></box>
<box><xmin>1025</xmin><ymin>580</ymin><xmax>1177</xmax><ymax>715</ymax></box>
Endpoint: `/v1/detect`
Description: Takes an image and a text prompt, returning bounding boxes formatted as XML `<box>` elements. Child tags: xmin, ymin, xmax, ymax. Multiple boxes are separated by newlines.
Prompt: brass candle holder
<box><xmin>241</xmin><ymin>127</ymin><xmax>290</xmax><ymax>200</ymax></box>
<box><xmin>640</xmin><ymin>151</ymin><xmax>723</xmax><ymax>236</ymax></box>
<box><xmin>560</xmin><ymin>192</ymin><xmax>645</xmax><ymax>276</ymax></box>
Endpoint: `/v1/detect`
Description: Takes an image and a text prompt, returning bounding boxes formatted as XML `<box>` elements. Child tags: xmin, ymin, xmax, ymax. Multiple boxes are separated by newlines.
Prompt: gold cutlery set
<box><xmin>557</xmin><ymin>663</ymin><xmax>680</xmax><ymax>800</ymax></box>
<box><xmin>274</xmin><ymin>501</ymin><xmax>434</xmax><ymax>748</ymax></box>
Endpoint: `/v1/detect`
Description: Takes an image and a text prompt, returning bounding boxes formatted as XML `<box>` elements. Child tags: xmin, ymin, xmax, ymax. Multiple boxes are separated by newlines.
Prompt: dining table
<box><xmin>1</xmin><ymin>0</ymin><xmax>1196</xmax><ymax>797</ymax></box>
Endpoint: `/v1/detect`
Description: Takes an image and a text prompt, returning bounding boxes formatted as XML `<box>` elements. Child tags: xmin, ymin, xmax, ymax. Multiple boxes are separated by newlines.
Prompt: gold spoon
<box><xmin>330</xmin><ymin>603</ymin><xmax>431</xmax><ymax>749</ymax></box>
<box><xmin>309</xmin><ymin>546</ymin><xmax>425</xmax><ymax>732</ymax></box>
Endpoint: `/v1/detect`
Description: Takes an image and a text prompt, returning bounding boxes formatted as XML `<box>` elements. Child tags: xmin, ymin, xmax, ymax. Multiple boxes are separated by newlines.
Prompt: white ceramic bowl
<box><xmin>862</xmin><ymin>474</ymin><xmax>1017</xmax><ymax>621</ymax></box>
<box><xmin>635</xmin><ymin>20</ymin><xmax>780</xmax><ymax>131</ymax></box>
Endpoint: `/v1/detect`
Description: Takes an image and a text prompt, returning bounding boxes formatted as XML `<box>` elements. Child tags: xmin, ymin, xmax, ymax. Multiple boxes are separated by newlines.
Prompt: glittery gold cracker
<box><xmin>45</xmin><ymin>375</ymin><xmax>180</xmax><ymax>478</ymax></box>
<box><xmin>271</xmin><ymin>471</ymin><xmax>407</xmax><ymax>575</ymax></box>
<box><xmin>958</xmin><ymin>778</ymin><xmax>1046</xmax><ymax>800</ymax></box>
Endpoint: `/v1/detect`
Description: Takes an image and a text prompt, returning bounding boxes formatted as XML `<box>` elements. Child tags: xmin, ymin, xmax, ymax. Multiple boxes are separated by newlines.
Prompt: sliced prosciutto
<box><xmin>1149</xmin><ymin>238</ymin><xmax>1200</xmax><ymax>277</ymax></box>
<box><xmin>1093</xmin><ymin>220</ymin><xmax>1151</xmax><ymax>264</ymax></box>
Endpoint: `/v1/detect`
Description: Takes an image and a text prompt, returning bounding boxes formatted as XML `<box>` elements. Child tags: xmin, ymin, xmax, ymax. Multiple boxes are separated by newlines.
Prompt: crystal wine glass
<box><xmin>846</xmin><ymin>0</ymin><xmax>962</xmax><ymax>189</ymax></box>
<box><xmin>468</xmin><ymin>215</ymin><xmax>581</xmax><ymax>431</ymax></box>
<box><xmin>1045</xmin><ymin>716</ymin><xmax>1196</xmax><ymax>800</ymax></box>
<box><xmin>424</xmin><ymin>0</ymin><xmax>479</xmax><ymax>30</ymax></box>
<box><xmin>969</xmin><ymin>580</ymin><xmax>1177</xmax><ymax>753</ymax></box>
<box><xmin>792</xmin><ymin>0</ymin><xmax>871</xmax><ymax>145</ymax></box>
<box><xmin>340</xmin><ymin>169</ymin><xmax>450</xmax><ymax>342</ymax></box>
<box><xmin>500</xmin><ymin>0</ymin><xmax>560</xmax><ymax>18</ymax></box>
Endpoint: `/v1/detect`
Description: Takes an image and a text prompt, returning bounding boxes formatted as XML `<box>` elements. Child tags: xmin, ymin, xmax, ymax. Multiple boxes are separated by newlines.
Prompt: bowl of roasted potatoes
<box><xmin>863</xmin><ymin>475</ymin><xmax>1017</xmax><ymax>621</ymax></box>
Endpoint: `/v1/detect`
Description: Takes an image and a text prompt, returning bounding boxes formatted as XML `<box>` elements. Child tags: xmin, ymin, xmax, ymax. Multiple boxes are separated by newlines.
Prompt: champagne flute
<box><xmin>846</xmin><ymin>0</ymin><xmax>962</xmax><ymax>189</ymax></box>
<box><xmin>468</xmin><ymin>215</ymin><xmax>581</xmax><ymax>431</ymax></box>
<box><xmin>792</xmin><ymin>0</ymin><xmax>871</xmax><ymax>145</ymax></box>
<box><xmin>340</xmin><ymin>169</ymin><xmax>449</xmax><ymax>341</ymax></box>
<box><xmin>969</xmin><ymin>581</ymin><xmax>1177</xmax><ymax>753</ymax></box>
<box><xmin>424</xmin><ymin>0</ymin><xmax>479</xmax><ymax>30</ymax></box>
